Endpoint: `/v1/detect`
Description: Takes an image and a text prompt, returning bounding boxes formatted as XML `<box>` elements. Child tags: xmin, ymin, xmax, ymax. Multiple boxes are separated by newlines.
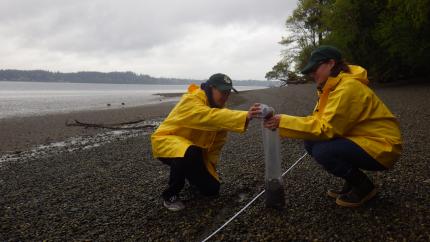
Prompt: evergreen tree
<box><xmin>268</xmin><ymin>0</ymin><xmax>430</xmax><ymax>82</ymax></box>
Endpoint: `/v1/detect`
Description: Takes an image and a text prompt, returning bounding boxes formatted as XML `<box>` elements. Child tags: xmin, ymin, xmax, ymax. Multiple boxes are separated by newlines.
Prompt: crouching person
<box><xmin>264</xmin><ymin>46</ymin><xmax>402</xmax><ymax>208</ymax></box>
<box><xmin>151</xmin><ymin>73</ymin><xmax>260</xmax><ymax>211</ymax></box>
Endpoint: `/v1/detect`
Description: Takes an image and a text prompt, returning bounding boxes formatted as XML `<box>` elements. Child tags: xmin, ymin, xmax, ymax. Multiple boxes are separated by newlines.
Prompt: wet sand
<box><xmin>0</xmin><ymin>100</ymin><xmax>177</xmax><ymax>154</ymax></box>
<box><xmin>1</xmin><ymin>83</ymin><xmax>429</xmax><ymax>241</ymax></box>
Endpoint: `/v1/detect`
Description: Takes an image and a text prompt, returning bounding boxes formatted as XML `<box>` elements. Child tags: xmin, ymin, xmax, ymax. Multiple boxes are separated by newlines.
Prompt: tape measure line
<box><xmin>201</xmin><ymin>152</ymin><xmax>308</xmax><ymax>242</ymax></box>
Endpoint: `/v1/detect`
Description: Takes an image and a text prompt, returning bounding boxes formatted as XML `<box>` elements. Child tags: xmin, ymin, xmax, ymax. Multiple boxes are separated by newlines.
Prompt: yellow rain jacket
<box><xmin>279</xmin><ymin>65</ymin><xmax>402</xmax><ymax>168</ymax></box>
<box><xmin>151</xmin><ymin>84</ymin><xmax>248</xmax><ymax>180</ymax></box>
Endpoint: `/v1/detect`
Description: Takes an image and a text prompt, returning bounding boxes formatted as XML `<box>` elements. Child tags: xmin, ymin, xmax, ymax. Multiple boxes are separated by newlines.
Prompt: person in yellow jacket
<box><xmin>264</xmin><ymin>46</ymin><xmax>402</xmax><ymax>207</ymax></box>
<box><xmin>152</xmin><ymin>73</ymin><xmax>261</xmax><ymax>211</ymax></box>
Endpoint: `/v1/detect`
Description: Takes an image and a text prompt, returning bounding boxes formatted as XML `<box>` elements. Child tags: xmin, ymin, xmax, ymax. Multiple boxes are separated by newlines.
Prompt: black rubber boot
<box><xmin>327</xmin><ymin>181</ymin><xmax>352</xmax><ymax>199</ymax></box>
<box><xmin>336</xmin><ymin>170</ymin><xmax>377</xmax><ymax>208</ymax></box>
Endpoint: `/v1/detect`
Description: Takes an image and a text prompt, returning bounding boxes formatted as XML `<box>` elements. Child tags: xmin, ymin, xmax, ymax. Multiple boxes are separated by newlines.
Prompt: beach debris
<box><xmin>260</xmin><ymin>104</ymin><xmax>285</xmax><ymax>209</ymax></box>
<box><xmin>237</xmin><ymin>192</ymin><xmax>249</xmax><ymax>203</ymax></box>
<box><xmin>65</xmin><ymin>119</ymin><xmax>157</xmax><ymax>130</ymax></box>
<box><xmin>107</xmin><ymin>103</ymin><xmax>111</xmax><ymax>106</ymax></box>
<box><xmin>0</xmin><ymin>127</ymin><xmax>154</xmax><ymax>165</ymax></box>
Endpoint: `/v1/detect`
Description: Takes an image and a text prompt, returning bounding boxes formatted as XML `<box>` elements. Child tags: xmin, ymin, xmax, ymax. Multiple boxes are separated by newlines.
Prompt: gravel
<box><xmin>1</xmin><ymin>83</ymin><xmax>429</xmax><ymax>241</ymax></box>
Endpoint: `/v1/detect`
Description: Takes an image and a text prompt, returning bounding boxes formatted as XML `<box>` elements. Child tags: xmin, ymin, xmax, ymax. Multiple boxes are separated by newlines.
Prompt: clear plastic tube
<box><xmin>262</xmin><ymin>125</ymin><xmax>283</xmax><ymax>182</ymax></box>
<box><xmin>260</xmin><ymin>104</ymin><xmax>285</xmax><ymax>209</ymax></box>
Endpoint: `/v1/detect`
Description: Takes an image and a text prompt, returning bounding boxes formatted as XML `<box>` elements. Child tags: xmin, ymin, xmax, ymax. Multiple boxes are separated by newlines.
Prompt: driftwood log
<box><xmin>279</xmin><ymin>78</ymin><xmax>308</xmax><ymax>86</ymax></box>
<box><xmin>65</xmin><ymin>119</ymin><xmax>156</xmax><ymax>130</ymax></box>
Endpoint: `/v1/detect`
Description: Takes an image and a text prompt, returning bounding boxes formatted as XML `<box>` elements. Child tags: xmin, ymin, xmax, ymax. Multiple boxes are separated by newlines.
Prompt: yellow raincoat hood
<box><xmin>151</xmin><ymin>84</ymin><xmax>248</xmax><ymax>180</ymax></box>
<box><xmin>279</xmin><ymin>65</ymin><xmax>402</xmax><ymax>168</ymax></box>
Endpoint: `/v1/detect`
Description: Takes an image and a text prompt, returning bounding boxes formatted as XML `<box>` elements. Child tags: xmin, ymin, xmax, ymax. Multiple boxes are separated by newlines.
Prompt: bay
<box><xmin>0</xmin><ymin>81</ymin><xmax>266</xmax><ymax>119</ymax></box>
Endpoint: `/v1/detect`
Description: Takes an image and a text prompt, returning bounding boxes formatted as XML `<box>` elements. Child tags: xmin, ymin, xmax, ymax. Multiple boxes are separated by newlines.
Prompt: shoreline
<box><xmin>0</xmin><ymin>93</ymin><xmax>181</xmax><ymax>121</ymax></box>
<box><xmin>0</xmin><ymin>88</ymin><xmax>261</xmax><ymax>154</ymax></box>
<box><xmin>0</xmin><ymin>100</ymin><xmax>176</xmax><ymax>154</ymax></box>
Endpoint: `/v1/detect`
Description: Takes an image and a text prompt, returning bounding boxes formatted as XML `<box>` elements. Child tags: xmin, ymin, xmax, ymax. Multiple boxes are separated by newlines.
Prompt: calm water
<box><xmin>0</xmin><ymin>81</ymin><xmax>267</xmax><ymax>119</ymax></box>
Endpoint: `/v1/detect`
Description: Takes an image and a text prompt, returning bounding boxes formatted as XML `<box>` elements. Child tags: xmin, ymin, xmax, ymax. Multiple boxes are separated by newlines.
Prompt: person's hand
<box><xmin>247</xmin><ymin>103</ymin><xmax>261</xmax><ymax>120</ymax></box>
<box><xmin>264</xmin><ymin>114</ymin><xmax>281</xmax><ymax>130</ymax></box>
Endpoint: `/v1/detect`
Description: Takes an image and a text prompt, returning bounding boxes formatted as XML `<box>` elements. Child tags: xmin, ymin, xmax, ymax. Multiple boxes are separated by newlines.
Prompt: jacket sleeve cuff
<box><xmin>279</xmin><ymin>114</ymin><xmax>296</xmax><ymax>129</ymax></box>
<box><xmin>238</xmin><ymin>111</ymin><xmax>249</xmax><ymax>133</ymax></box>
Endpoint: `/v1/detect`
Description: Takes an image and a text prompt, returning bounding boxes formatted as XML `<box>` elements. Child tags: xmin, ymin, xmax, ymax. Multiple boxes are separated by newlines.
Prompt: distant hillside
<box><xmin>0</xmin><ymin>69</ymin><xmax>271</xmax><ymax>86</ymax></box>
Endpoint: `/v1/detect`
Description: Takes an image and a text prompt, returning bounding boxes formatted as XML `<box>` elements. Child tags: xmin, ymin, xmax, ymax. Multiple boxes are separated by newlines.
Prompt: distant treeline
<box><xmin>267</xmin><ymin>0</ymin><xmax>430</xmax><ymax>83</ymax></box>
<box><xmin>0</xmin><ymin>69</ymin><xmax>270</xmax><ymax>86</ymax></box>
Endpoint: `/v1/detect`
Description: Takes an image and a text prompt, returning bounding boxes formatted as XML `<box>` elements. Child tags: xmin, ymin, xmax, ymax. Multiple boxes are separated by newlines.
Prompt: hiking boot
<box><xmin>327</xmin><ymin>181</ymin><xmax>352</xmax><ymax>198</ymax></box>
<box><xmin>336</xmin><ymin>170</ymin><xmax>377</xmax><ymax>208</ymax></box>
<box><xmin>163</xmin><ymin>195</ymin><xmax>185</xmax><ymax>211</ymax></box>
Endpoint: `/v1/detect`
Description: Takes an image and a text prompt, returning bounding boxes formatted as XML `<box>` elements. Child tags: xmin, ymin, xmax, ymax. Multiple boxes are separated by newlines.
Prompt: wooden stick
<box><xmin>65</xmin><ymin>119</ymin><xmax>156</xmax><ymax>130</ymax></box>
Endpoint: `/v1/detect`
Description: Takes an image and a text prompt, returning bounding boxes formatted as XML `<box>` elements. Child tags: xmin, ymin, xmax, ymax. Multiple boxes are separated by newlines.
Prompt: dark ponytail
<box><xmin>330</xmin><ymin>59</ymin><xmax>350</xmax><ymax>77</ymax></box>
<box><xmin>200</xmin><ymin>82</ymin><xmax>218</xmax><ymax>108</ymax></box>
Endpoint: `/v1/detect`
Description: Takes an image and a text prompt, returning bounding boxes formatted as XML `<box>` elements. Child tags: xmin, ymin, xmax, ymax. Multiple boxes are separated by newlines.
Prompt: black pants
<box><xmin>304</xmin><ymin>138</ymin><xmax>386</xmax><ymax>179</ymax></box>
<box><xmin>159</xmin><ymin>146</ymin><xmax>220</xmax><ymax>200</ymax></box>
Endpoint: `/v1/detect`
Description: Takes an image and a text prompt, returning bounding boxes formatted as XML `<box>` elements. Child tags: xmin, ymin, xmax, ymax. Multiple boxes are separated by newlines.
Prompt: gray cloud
<box><xmin>0</xmin><ymin>0</ymin><xmax>297</xmax><ymax>79</ymax></box>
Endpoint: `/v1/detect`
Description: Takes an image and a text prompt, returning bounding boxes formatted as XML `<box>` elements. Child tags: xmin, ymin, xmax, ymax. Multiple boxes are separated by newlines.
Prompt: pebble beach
<box><xmin>1</xmin><ymin>83</ymin><xmax>429</xmax><ymax>241</ymax></box>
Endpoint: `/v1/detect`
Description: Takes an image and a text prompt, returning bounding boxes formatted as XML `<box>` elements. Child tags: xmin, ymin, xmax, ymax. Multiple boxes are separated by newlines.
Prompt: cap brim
<box><xmin>300</xmin><ymin>61</ymin><xmax>318</xmax><ymax>74</ymax></box>
<box><xmin>215</xmin><ymin>84</ymin><xmax>234</xmax><ymax>92</ymax></box>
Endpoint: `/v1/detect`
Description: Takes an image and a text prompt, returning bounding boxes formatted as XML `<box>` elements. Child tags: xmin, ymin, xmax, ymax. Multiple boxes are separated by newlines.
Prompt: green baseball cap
<box><xmin>207</xmin><ymin>73</ymin><xmax>238</xmax><ymax>93</ymax></box>
<box><xmin>301</xmin><ymin>45</ymin><xmax>342</xmax><ymax>74</ymax></box>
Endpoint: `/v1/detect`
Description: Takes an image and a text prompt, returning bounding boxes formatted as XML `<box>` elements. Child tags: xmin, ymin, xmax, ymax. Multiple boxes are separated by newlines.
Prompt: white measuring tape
<box><xmin>201</xmin><ymin>152</ymin><xmax>308</xmax><ymax>242</ymax></box>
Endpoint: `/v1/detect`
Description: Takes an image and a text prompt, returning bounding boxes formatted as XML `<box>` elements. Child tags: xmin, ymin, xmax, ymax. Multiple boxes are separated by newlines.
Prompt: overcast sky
<box><xmin>0</xmin><ymin>0</ymin><xmax>297</xmax><ymax>80</ymax></box>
